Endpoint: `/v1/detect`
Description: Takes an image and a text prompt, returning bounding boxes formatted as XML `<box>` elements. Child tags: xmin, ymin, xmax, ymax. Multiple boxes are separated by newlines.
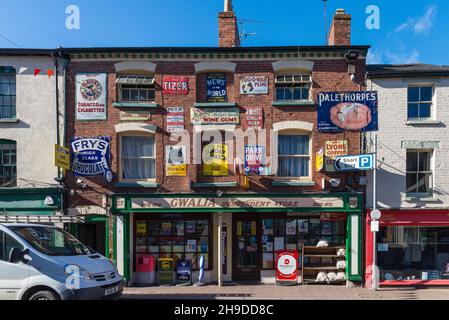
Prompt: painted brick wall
<box><xmin>366</xmin><ymin>77</ymin><xmax>449</xmax><ymax>209</ymax></box>
<box><xmin>65</xmin><ymin>57</ymin><xmax>365</xmax><ymax>209</ymax></box>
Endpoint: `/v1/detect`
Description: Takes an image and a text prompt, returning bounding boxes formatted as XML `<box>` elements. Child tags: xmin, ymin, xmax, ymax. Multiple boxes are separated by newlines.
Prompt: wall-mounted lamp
<box><xmin>44</xmin><ymin>196</ymin><xmax>55</xmax><ymax>206</ymax></box>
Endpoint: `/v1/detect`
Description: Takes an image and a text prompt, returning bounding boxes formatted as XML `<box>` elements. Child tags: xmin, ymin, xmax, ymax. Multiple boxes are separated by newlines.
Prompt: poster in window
<box><xmin>161</xmin><ymin>222</ymin><xmax>172</xmax><ymax>235</ymax></box>
<box><xmin>317</xmin><ymin>91</ymin><xmax>378</xmax><ymax>132</ymax></box>
<box><xmin>202</xmin><ymin>144</ymin><xmax>228</xmax><ymax>176</ymax></box>
<box><xmin>136</xmin><ymin>222</ymin><xmax>147</xmax><ymax>235</ymax></box>
<box><xmin>166</xmin><ymin>146</ymin><xmax>187</xmax><ymax>177</ymax></box>
<box><xmin>286</xmin><ymin>222</ymin><xmax>296</xmax><ymax>235</ymax></box>
<box><xmin>206</xmin><ymin>73</ymin><xmax>227</xmax><ymax>102</ymax></box>
<box><xmin>186</xmin><ymin>222</ymin><xmax>196</xmax><ymax>234</ymax></box>
<box><xmin>186</xmin><ymin>240</ymin><xmax>197</xmax><ymax>253</ymax></box>
<box><xmin>274</xmin><ymin>237</ymin><xmax>284</xmax><ymax>251</ymax></box>
<box><xmin>76</xmin><ymin>73</ymin><xmax>107</xmax><ymax>121</ymax></box>
<box><xmin>321</xmin><ymin>222</ymin><xmax>332</xmax><ymax>235</ymax></box>
<box><xmin>298</xmin><ymin>220</ymin><xmax>309</xmax><ymax>234</ymax></box>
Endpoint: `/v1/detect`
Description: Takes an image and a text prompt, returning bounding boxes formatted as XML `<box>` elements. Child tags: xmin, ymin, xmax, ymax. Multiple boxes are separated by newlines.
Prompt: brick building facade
<box><xmin>63</xmin><ymin>6</ymin><xmax>368</xmax><ymax>285</ymax></box>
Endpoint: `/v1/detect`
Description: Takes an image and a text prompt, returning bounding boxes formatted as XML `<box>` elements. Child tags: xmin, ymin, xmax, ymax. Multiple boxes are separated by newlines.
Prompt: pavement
<box><xmin>122</xmin><ymin>283</ymin><xmax>449</xmax><ymax>300</ymax></box>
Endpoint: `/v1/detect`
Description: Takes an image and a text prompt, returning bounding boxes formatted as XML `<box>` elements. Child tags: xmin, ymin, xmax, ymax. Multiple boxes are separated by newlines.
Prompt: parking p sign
<box><xmin>334</xmin><ymin>154</ymin><xmax>375</xmax><ymax>172</ymax></box>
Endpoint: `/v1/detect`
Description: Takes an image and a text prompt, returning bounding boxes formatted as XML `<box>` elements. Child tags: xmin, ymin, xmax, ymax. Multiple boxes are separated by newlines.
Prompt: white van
<box><xmin>0</xmin><ymin>223</ymin><xmax>123</xmax><ymax>300</ymax></box>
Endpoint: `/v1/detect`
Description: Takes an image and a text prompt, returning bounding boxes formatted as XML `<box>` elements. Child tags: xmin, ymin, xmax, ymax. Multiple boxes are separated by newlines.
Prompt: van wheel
<box><xmin>29</xmin><ymin>290</ymin><xmax>57</xmax><ymax>300</ymax></box>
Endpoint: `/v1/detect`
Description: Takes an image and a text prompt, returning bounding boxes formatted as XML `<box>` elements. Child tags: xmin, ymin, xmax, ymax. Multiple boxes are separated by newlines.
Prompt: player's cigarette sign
<box><xmin>76</xmin><ymin>73</ymin><xmax>107</xmax><ymax>121</ymax></box>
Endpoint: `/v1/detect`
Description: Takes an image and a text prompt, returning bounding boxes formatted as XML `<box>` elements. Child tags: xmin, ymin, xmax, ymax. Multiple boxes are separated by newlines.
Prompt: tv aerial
<box><xmin>238</xmin><ymin>19</ymin><xmax>263</xmax><ymax>42</ymax></box>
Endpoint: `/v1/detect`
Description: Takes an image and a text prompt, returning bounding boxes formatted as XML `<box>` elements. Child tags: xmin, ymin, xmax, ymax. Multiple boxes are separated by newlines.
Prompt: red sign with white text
<box><xmin>276</xmin><ymin>251</ymin><xmax>298</xmax><ymax>284</ymax></box>
<box><xmin>162</xmin><ymin>76</ymin><xmax>189</xmax><ymax>95</ymax></box>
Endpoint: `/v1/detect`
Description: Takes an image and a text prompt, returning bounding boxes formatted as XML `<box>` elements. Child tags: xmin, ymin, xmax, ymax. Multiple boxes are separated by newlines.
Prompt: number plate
<box><xmin>104</xmin><ymin>286</ymin><xmax>119</xmax><ymax>296</ymax></box>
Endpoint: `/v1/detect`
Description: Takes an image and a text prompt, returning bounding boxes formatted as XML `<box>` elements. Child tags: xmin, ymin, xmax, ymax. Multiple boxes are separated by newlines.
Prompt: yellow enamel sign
<box><xmin>54</xmin><ymin>144</ymin><xmax>70</xmax><ymax>170</ymax></box>
<box><xmin>202</xmin><ymin>144</ymin><xmax>228</xmax><ymax>176</ymax></box>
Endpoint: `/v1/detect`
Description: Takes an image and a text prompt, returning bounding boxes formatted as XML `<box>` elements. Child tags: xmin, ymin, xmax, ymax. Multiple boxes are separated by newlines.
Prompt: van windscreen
<box><xmin>9</xmin><ymin>226</ymin><xmax>92</xmax><ymax>256</ymax></box>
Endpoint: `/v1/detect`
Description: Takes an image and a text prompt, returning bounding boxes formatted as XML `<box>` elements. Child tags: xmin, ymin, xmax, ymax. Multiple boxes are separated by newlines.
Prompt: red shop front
<box><xmin>365</xmin><ymin>209</ymin><xmax>449</xmax><ymax>287</ymax></box>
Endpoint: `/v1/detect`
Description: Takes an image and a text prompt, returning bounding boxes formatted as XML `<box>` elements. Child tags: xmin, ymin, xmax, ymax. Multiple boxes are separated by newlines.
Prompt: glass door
<box><xmin>232</xmin><ymin>216</ymin><xmax>260</xmax><ymax>281</ymax></box>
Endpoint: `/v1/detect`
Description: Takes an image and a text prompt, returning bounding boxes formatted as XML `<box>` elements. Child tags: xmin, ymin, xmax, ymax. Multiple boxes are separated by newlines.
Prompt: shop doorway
<box><xmin>232</xmin><ymin>215</ymin><xmax>260</xmax><ymax>281</ymax></box>
<box><xmin>68</xmin><ymin>215</ymin><xmax>108</xmax><ymax>257</ymax></box>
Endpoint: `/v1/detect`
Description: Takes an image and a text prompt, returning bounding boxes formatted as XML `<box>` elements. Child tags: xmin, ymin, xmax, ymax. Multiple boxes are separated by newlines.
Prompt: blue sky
<box><xmin>0</xmin><ymin>0</ymin><xmax>447</xmax><ymax>65</ymax></box>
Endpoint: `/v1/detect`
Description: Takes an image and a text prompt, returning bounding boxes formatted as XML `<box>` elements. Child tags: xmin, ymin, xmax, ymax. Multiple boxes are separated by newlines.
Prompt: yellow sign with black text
<box><xmin>202</xmin><ymin>144</ymin><xmax>228</xmax><ymax>176</ymax></box>
<box><xmin>54</xmin><ymin>144</ymin><xmax>70</xmax><ymax>170</ymax></box>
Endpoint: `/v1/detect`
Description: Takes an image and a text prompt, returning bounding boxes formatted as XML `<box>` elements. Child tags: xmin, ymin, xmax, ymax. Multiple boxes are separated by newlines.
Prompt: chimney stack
<box><xmin>327</xmin><ymin>8</ymin><xmax>351</xmax><ymax>46</ymax></box>
<box><xmin>218</xmin><ymin>0</ymin><xmax>240</xmax><ymax>47</ymax></box>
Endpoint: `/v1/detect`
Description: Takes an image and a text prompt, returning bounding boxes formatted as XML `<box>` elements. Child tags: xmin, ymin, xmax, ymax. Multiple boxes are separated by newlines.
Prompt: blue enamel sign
<box><xmin>317</xmin><ymin>91</ymin><xmax>378</xmax><ymax>133</ymax></box>
<box><xmin>71</xmin><ymin>136</ymin><xmax>112</xmax><ymax>182</ymax></box>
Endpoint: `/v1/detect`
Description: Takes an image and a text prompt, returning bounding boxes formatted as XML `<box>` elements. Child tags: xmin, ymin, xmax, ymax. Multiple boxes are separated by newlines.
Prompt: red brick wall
<box><xmin>328</xmin><ymin>11</ymin><xmax>351</xmax><ymax>46</ymax></box>
<box><xmin>65</xmin><ymin>57</ymin><xmax>366</xmax><ymax>208</ymax></box>
<box><xmin>218</xmin><ymin>12</ymin><xmax>240</xmax><ymax>48</ymax></box>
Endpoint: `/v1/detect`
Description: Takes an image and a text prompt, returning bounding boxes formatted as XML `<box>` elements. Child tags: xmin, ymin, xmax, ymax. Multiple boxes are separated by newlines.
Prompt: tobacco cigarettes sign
<box><xmin>240</xmin><ymin>76</ymin><xmax>268</xmax><ymax>94</ymax></box>
<box><xmin>76</xmin><ymin>73</ymin><xmax>107</xmax><ymax>121</ymax></box>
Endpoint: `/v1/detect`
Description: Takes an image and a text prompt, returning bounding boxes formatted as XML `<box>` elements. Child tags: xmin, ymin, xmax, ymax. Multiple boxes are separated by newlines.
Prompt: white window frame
<box><xmin>118</xmin><ymin>132</ymin><xmax>156</xmax><ymax>183</ymax></box>
<box><xmin>405</xmin><ymin>149</ymin><xmax>434</xmax><ymax>197</ymax></box>
<box><xmin>407</xmin><ymin>84</ymin><xmax>435</xmax><ymax>121</ymax></box>
<box><xmin>274</xmin><ymin>74</ymin><xmax>312</xmax><ymax>102</ymax></box>
<box><xmin>275</xmin><ymin>129</ymin><xmax>312</xmax><ymax>180</ymax></box>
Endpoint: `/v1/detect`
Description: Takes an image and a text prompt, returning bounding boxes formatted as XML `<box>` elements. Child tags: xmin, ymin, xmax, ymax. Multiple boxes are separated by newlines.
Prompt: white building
<box><xmin>365</xmin><ymin>64</ymin><xmax>449</xmax><ymax>287</ymax></box>
<box><xmin>0</xmin><ymin>49</ymin><xmax>69</xmax><ymax>222</ymax></box>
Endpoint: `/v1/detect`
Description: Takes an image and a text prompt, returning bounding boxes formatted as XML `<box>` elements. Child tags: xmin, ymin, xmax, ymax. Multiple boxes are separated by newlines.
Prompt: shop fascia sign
<box><xmin>130</xmin><ymin>196</ymin><xmax>344</xmax><ymax>209</ymax></box>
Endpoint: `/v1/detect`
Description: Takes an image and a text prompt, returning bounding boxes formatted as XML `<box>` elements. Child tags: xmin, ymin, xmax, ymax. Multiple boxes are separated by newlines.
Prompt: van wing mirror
<box><xmin>8</xmin><ymin>248</ymin><xmax>31</xmax><ymax>264</ymax></box>
<box><xmin>8</xmin><ymin>247</ymin><xmax>22</xmax><ymax>264</ymax></box>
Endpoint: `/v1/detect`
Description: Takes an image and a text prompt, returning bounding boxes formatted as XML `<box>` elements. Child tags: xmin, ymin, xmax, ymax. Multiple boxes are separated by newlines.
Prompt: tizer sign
<box><xmin>334</xmin><ymin>154</ymin><xmax>375</xmax><ymax>171</ymax></box>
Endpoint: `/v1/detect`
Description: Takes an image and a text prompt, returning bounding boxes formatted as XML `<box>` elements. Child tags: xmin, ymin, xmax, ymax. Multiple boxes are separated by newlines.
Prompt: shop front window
<box><xmin>261</xmin><ymin>215</ymin><xmax>346</xmax><ymax>269</ymax></box>
<box><xmin>135</xmin><ymin>218</ymin><xmax>211</xmax><ymax>270</ymax></box>
<box><xmin>377</xmin><ymin>226</ymin><xmax>449</xmax><ymax>281</ymax></box>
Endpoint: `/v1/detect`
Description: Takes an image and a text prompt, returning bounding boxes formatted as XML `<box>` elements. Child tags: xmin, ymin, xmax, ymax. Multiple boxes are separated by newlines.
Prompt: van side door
<box><xmin>0</xmin><ymin>230</ymin><xmax>29</xmax><ymax>300</ymax></box>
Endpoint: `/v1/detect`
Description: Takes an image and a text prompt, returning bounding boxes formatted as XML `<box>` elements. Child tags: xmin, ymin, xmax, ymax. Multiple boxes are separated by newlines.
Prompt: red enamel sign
<box><xmin>276</xmin><ymin>251</ymin><xmax>298</xmax><ymax>284</ymax></box>
<box><xmin>162</xmin><ymin>76</ymin><xmax>189</xmax><ymax>95</ymax></box>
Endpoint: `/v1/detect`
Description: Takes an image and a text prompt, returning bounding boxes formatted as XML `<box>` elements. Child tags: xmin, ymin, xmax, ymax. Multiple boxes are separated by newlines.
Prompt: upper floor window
<box><xmin>0</xmin><ymin>66</ymin><xmax>16</xmax><ymax>120</ymax></box>
<box><xmin>0</xmin><ymin>140</ymin><xmax>16</xmax><ymax>187</ymax></box>
<box><xmin>117</xmin><ymin>75</ymin><xmax>155</xmax><ymax>103</ymax></box>
<box><xmin>277</xmin><ymin>134</ymin><xmax>310</xmax><ymax>178</ymax></box>
<box><xmin>120</xmin><ymin>135</ymin><xmax>155</xmax><ymax>181</ymax></box>
<box><xmin>406</xmin><ymin>150</ymin><xmax>433</xmax><ymax>195</ymax></box>
<box><xmin>275</xmin><ymin>74</ymin><xmax>311</xmax><ymax>101</ymax></box>
<box><xmin>407</xmin><ymin>85</ymin><xmax>433</xmax><ymax>120</ymax></box>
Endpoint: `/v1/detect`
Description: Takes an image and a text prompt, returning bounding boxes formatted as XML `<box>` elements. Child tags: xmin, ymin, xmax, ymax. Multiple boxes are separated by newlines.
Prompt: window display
<box><xmin>377</xmin><ymin>226</ymin><xmax>449</xmax><ymax>281</ymax></box>
<box><xmin>135</xmin><ymin>216</ymin><xmax>211</xmax><ymax>270</ymax></box>
<box><xmin>261</xmin><ymin>215</ymin><xmax>346</xmax><ymax>270</ymax></box>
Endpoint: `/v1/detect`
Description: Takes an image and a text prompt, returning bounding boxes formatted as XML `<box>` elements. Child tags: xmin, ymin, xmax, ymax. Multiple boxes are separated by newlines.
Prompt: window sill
<box><xmin>191</xmin><ymin>181</ymin><xmax>238</xmax><ymax>188</ymax></box>
<box><xmin>112</xmin><ymin>102</ymin><xmax>160</xmax><ymax>108</ymax></box>
<box><xmin>272</xmin><ymin>100</ymin><xmax>315</xmax><ymax>107</ymax></box>
<box><xmin>0</xmin><ymin>118</ymin><xmax>18</xmax><ymax>123</ymax></box>
<box><xmin>114</xmin><ymin>182</ymin><xmax>159</xmax><ymax>188</ymax></box>
<box><xmin>194</xmin><ymin>102</ymin><xmax>236</xmax><ymax>108</ymax></box>
<box><xmin>272</xmin><ymin>180</ymin><xmax>315</xmax><ymax>187</ymax></box>
<box><xmin>406</xmin><ymin>120</ymin><xmax>441</xmax><ymax>125</ymax></box>
<box><xmin>404</xmin><ymin>195</ymin><xmax>438</xmax><ymax>203</ymax></box>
